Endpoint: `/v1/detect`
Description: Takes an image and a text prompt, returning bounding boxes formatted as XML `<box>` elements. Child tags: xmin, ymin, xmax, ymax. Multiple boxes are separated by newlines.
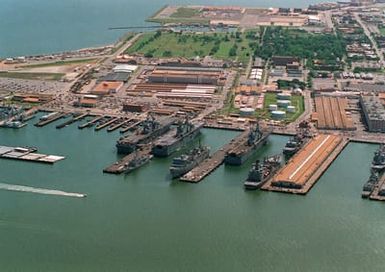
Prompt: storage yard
<box><xmin>313</xmin><ymin>96</ymin><xmax>355</xmax><ymax>130</ymax></box>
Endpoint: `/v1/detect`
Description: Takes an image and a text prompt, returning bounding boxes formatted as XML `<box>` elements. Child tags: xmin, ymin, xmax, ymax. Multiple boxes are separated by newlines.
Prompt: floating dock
<box><xmin>56</xmin><ymin>113</ymin><xmax>88</xmax><ymax>129</ymax></box>
<box><xmin>0</xmin><ymin>146</ymin><xmax>65</xmax><ymax>164</ymax></box>
<box><xmin>103</xmin><ymin>146</ymin><xmax>152</xmax><ymax>174</ymax></box>
<box><xmin>180</xmin><ymin>131</ymin><xmax>249</xmax><ymax>183</ymax></box>
<box><xmin>262</xmin><ymin>134</ymin><xmax>348</xmax><ymax>195</ymax></box>
<box><xmin>34</xmin><ymin>113</ymin><xmax>67</xmax><ymax>127</ymax></box>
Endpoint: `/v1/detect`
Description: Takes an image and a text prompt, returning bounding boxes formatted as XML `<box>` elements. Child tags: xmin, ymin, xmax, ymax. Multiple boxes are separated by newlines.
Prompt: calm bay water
<box><xmin>0</xmin><ymin>0</ymin><xmax>326</xmax><ymax>58</ymax></box>
<box><xmin>2</xmin><ymin>0</ymin><xmax>385</xmax><ymax>271</ymax></box>
<box><xmin>0</xmin><ymin>115</ymin><xmax>384</xmax><ymax>271</ymax></box>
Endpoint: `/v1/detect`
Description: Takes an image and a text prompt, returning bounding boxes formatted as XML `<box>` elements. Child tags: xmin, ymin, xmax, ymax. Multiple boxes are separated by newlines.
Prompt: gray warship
<box><xmin>224</xmin><ymin>123</ymin><xmax>270</xmax><ymax>165</ymax></box>
<box><xmin>116</xmin><ymin>115</ymin><xmax>174</xmax><ymax>154</ymax></box>
<box><xmin>122</xmin><ymin>153</ymin><xmax>153</xmax><ymax>174</ymax></box>
<box><xmin>169</xmin><ymin>145</ymin><xmax>210</xmax><ymax>178</ymax></box>
<box><xmin>362</xmin><ymin>170</ymin><xmax>379</xmax><ymax>198</ymax></box>
<box><xmin>152</xmin><ymin>118</ymin><xmax>203</xmax><ymax>157</ymax></box>
<box><xmin>283</xmin><ymin>121</ymin><xmax>311</xmax><ymax>157</ymax></box>
<box><xmin>244</xmin><ymin>154</ymin><xmax>282</xmax><ymax>190</ymax></box>
<box><xmin>371</xmin><ymin>144</ymin><xmax>385</xmax><ymax>172</ymax></box>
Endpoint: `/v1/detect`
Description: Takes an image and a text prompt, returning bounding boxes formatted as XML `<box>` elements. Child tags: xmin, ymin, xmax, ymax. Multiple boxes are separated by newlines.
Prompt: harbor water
<box><xmin>0</xmin><ymin>0</ymin><xmax>325</xmax><ymax>58</ymax></box>
<box><xmin>0</xmin><ymin>117</ymin><xmax>385</xmax><ymax>271</ymax></box>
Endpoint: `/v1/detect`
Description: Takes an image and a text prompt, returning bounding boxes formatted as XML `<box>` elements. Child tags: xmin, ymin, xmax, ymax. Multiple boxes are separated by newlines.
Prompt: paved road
<box><xmin>354</xmin><ymin>13</ymin><xmax>384</xmax><ymax>65</ymax></box>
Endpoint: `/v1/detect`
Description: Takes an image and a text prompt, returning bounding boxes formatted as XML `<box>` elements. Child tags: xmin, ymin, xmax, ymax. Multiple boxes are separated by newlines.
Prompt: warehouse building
<box><xmin>148</xmin><ymin>66</ymin><xmax>224</xmax><ymax>85</ymax></box>
<box><xmin>360</xmin><ymin>95</ymin><xmax>385</xmax><ymax>132</ymax></box>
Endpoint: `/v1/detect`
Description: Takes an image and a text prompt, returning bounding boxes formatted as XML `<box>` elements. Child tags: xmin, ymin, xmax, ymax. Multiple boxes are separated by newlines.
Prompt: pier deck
<box><xmin>369</xmin><ymin>174</ymin><xmax>385</xmax><ymax>202</ymax></box>
<box><xmin>262</xmin><ymin>134</ymin><xmax>348</xmax><ymax>195</ymax></box>
<box><xmin>95</xmin><ymin>117</ymin><xmax>119</xmax><ymax>131</ymax></box>
<box><xmin>0</xmin><ymin>146</ymin><xmax>65</xmax><ymax>164</ymax></box>
<box><xmin>180</xmin><ymin>131</ymin><xmax>249</xmax><ymax>183</ymax></box>
<box><xmin>34</xmin><ymin>113</ymin><xmax>67</xmax><ymax>127</ymax></box>
<box><xmin>78</xmin><ymin>115</ymin><xmax>103</xmax><ymax>129</ymax></box>
<box><xmin>103</xmin><ymin>146</ymin><xmax>152</xmax><ymax>174</ymax></box>
<box><xmin>56</xmin><ymin>113</ymin><xmax>88</xmax><ymax>129</ymax></box>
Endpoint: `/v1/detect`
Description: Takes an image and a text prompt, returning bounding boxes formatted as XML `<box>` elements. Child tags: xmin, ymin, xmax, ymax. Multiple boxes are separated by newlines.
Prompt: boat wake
<box><xmin>0</xmin><ymin>182</ymin><xmax>86</xmax><ymax>198</ymax></box>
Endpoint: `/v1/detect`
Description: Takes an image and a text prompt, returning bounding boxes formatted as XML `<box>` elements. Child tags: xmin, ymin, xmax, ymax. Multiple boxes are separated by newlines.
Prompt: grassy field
<box><xmin>20</xmin><ymin>58</ymin><xmax>98</xmax><ymax>69</ymax></box>
<box><xmin>125</xmin><ymin>31</ymin><xmax>257</xmax><ymax>64</ymax></box>
<box><xmin>379</xmin><ymin>27</ymin><xmax>385</xmax><ymax>36</ymax></box>
<box><xmin>0</xmin><ymin>72</ymin><xmax>64</xmax><ymax>81</ymax></box>
<box><xmin>170</xmin><ymin>7</ymin><xmax>201</xmax><ymax>18</ymax></box>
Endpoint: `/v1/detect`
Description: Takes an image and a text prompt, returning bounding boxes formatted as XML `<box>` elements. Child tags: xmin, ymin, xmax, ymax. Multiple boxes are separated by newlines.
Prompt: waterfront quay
<box><xmin>180</xmin><ymin>130</ymin><xmax>250</xmax><ymax>183</ymax></box>
<box><xmin>262</xmin><ymin>134</ymin><xmax>349</xmax><ymax>195</ymax></box>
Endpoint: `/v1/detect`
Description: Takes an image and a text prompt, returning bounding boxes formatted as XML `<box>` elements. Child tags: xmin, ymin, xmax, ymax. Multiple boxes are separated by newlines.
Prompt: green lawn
<box><xmin>0</xmin><ymin>72</ymin><xmax>64</xmax><ymax>81</ymax></box>
<box><xmin>125</xmin><ymin>31</ymin><xmax>256</xmax><ymax>64</ymax></box>
<box><xmin>379</xmin><ymin>27</ymin><xmax>385</xmax><ymax>36</ymax></box>
<box><xmin>170</xmin><ymin>7</ymin><xmax>201</xmax><ymax>18</ymax></box>
<box><xmin>20</xmin><ymin>58</ymin><xmax>98</xmax><ymax>69</ymax></box>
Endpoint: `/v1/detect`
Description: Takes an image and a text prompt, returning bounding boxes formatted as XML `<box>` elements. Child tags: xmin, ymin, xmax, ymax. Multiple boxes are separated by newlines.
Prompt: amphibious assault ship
<box><xmin>362</xmin><ymin>170</ymin><xmax>379</xmax><ymax>198</ymax></box>
<box><xmin>244</xmin><ymin>155</ymin><xmax>282</xmax><ymax>190</ymax></box>
<box><xmin>169</xmin><ymin>145</ymin><xmax>210</xmax><ymax>178</ymax></box>
<box><xmin>371</xmin><ymin>144</ymin><xmax>385</xmax><ymax>172</ymax></box>
<box><xmin>152</xmin><ymin>118</ymin><xmax>203</xmax><ymax>157</ymax></box>
<box><xmin>224</xmin><ymin>124</ymin><xmax>270</xmax><ymax>165</ymax></box>
<box><xmin>116</xmin><ymin>115</ymin><xmax>174</xmax><ymax>154</ymax></box>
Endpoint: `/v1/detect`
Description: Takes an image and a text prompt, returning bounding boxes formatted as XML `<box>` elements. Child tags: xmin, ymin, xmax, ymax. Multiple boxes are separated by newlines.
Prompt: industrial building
<box><xmin>91</xmin><ymin>81</ymin><xmax>124</xmax><ymax>96</ymax></box>
<box><xmin>148</xmin><ymin>67</ymin><xmax>224</xmax><ymax>85</ymax></box>
<box><xmin>360</xmin><ymin>95</ymin><xmax>385</xmax><ymax>132</ymax></box>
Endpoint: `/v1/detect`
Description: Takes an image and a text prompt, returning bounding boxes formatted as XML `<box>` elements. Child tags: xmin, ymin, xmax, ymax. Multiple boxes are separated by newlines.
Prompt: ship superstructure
<box><xmin>152</xmin><ymin>117</ymin><xmax>203</xmax><ymax>157</ymax></box>
<box><xmin>244</xmin><ymin>154</ymin><xmax>282</xmax><ymax>190</ymax></box>
<box><xmin>224</xmin><ymin>123</ymin><xmax>270</xmax><ymax>165</ymax></box>
<box><xmin>169</xmin><ymin>145</ymin><xmax>210</xmax><ymax>178</ymax></box>
<box><xmin>116</xmin><ymin>114</ymin><xmax>174</xmax><ymax>154</ymax></box>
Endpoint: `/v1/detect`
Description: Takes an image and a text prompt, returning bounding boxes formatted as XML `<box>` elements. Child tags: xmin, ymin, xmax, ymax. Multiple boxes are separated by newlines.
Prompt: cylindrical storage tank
<box><xmin>277</xmin><ymin>100</ymin><xmax>291</xmax><ymax>108</ymax></box>
<box><xmin>271</xmin><ymin>110</ymin><xmax>286</xmax><ymax>120</ymax></box>
<box><xmin>277</xmin><ymin>93</ymin><xmax>292</xmax><ymax>100</ymax></box>
<box><xmin>287</xmin><ymin>106</ymin><xmax>296</xmax><ymax>113</ymax></box>
<box><xmin>240</xmin><ymin>107</ymin><xmax>255</xmax><ymax>117</ymax></box>
<box><xmin>269</xmin><ymin>104</ymin><xmax>278</xmax><ymax>111</ymax></box>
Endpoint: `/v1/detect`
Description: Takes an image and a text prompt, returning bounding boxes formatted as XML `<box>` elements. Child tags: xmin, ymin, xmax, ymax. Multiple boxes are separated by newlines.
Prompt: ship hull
<box><xmin>225</xmin><ymin>133</ymin><xmax>269</xmax><ymax>166</ymax></box>
<box><xmin>169</xmin><ymin>150</ymin><xmax>209</xmax><ymax>178</ymax></box>
<box><xmin>116</xmin><ymin>121</ymin><xmax>173</xmax><ymax>154</ymax></box>
<box><xmin>152</xmin><ymin>125</ymin><xmax>202</xmax><ymax>157</ymax></box>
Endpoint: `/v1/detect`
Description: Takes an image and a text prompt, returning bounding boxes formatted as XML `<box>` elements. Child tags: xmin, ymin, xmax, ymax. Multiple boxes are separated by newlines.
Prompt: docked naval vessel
<box><xmin>152</xmin><ymin>118</ymin><xmax>203</xmax><ymax>157</ymax></box>
<box><xmin>371</xmin><ymin>144</ymin><xmax>385</xmax><ymax>172</ymax></box>
<box><xmin>224</xmin><ymin>123</ymin><xmax>269</xmax><ymax>165</ymax></box>
<box><xmin>169</xmin><ymin>145</ymin><xmax>210</xmax><ymax>178</ymax></box>
<box><xmin>244</xmin><ymin>154</ymin><xmax>282</xmax><ymax>190</ymax></box>
<box><xmin>116</xmin><ymin>115</ymin><xmax>174</xmax><ymax>154</ymax></box>
<box><xmin>362</xmin><ymin>170</ymin><xmax>379</xmax><ymax>198</ymax></box>
<box><xmin>283</xmin><ymin>121</ymin><xmax>311</xmax><ymax>157</ymax></box>
<box><xmin>122</xmin><ymin>153</ymin><xmax>153</xmax><ymax>174</ymax></box>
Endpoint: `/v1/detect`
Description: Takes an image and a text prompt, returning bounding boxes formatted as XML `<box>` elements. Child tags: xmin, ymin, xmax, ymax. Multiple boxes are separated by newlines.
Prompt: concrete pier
<box><xmin>180</xmin><ymin>131</ymin><xmax>249</xmax><ymax>183</ymax></box>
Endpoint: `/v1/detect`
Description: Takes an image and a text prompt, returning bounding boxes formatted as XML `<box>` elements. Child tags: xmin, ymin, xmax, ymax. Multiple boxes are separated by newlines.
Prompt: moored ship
<box><xmin>152</xmin><ymin>118</ymin><xmax>203</xmax><ymax>157</ymax></box>
<box><xmin>122</xmin><ymin>153</ymin><xmax>153</xmax><ymax>174</ymax></box>
<box><xmin>224</xmin><ymin>124</ymin><xmax>270</xmax><ymax>166</ymax></box>
<box><xmin>362</xmin><ymin>170</ymin><xmax>379</xmax><ymax>198</ymax></box>
<box><xmin>283</xmin><ymin>121</ymin><xmax>311</xmax><ymax>157</ymax></box>
<box><xmin>169</xmin><ymin>145</ymin><xmax>210</xmax><ymax>178</ymax></box>
<box><xmin>244</xmin><ymin>154</ymin><xmax>282</xmax><ymax>190</ymax></box>
<box><xmin>371</xmin><ymin>144</ymin><xmax>385</xmax><ymax>172</ymax></box>
<box><xmin>116</xmin><ymin>115</ymin><xmax>174</xmax><ymax>154</ymax></box>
